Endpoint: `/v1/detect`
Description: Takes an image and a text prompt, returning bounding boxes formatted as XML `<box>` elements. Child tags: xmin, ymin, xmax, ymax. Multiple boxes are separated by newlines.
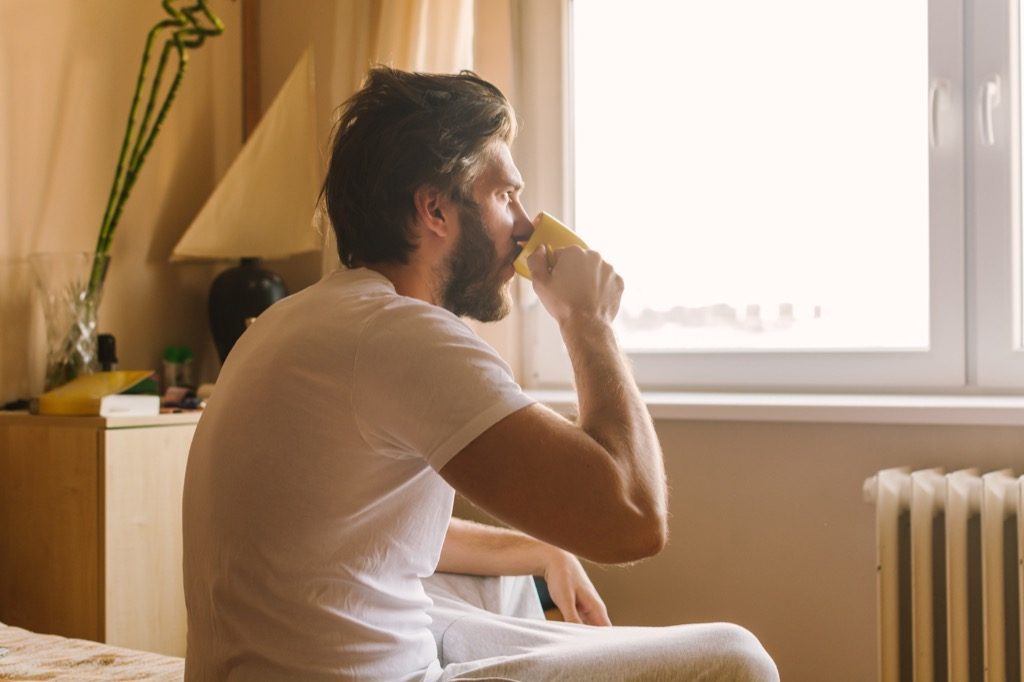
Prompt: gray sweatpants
<box><xmin>423</xmin><ymin>573</ymin><xmax>780</xmax><ymax>682</ymax></box>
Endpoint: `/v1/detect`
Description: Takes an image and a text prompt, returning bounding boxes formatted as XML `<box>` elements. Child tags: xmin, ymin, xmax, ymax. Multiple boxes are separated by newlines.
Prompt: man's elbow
<box><xmin>583</xmin><ymin>512</ymin><xmax>668</xmax><ymax>564</ymax></box>
<box><xmin>625</xmin><ymin>513</ymin><xmax>669</xmax><ymax>560</ymax></box>
<box><xmin>645</xmin><ymin>517</ymin><xmax>670</xmax><ymax>556</ymax></box>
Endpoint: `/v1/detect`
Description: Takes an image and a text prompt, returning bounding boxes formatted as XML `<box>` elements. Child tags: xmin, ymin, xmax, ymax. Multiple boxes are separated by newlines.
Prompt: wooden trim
<box><xmin>96</xmin><ymin>429</ymin><xmax>106</xmax><ymax>642</ymax></box>
<box><xmin>242</xmin><ymin>0</ymin><xmax>262</xmax><ymax>140</ymax></box>
<box><xmin>0</xmin><ymin>412</ymin><xmax>202</xmax><ymax>429</ymax></box>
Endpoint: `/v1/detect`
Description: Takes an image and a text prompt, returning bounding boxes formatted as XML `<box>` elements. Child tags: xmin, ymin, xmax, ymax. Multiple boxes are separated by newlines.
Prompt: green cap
<box><xmin>163</xmin><ymin>345</ymin><xmax>194</xmax><ymax>363</ymax></box>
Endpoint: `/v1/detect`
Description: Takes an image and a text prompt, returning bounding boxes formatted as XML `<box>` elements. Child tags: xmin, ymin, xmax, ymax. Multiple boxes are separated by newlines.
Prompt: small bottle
<box><xmin>98</xmin><ymin>334</ymin><xmax>118</xmax><ymax>372</ymax></box>
<box><xmin>163</xmin><ymin>345</ymin><xmax>195</xmax><ymax>390</ymax></box>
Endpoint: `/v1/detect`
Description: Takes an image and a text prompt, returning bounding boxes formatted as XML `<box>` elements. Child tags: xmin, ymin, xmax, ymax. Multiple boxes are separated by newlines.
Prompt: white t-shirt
<box><xmin>182</xmin><ymin>267</ymin><xmax>535</xmax><ymax>681</ymax></box>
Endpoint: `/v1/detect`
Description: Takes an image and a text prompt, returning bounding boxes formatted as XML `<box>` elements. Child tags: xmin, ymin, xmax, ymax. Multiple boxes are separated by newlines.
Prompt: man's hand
<box><xmin>437</xmin><ymin>518</ymin><xmax>611</xmax><ymax>625</ymax></box>
<box><xmin>527</xmin><ymin>244</ymin><xmax>623</xmax><ymax>327</ymax></box>
<box><xmin>542</xmin><ymin>548</ymin><xmax>611</xmax><ymax>626</ymax></box>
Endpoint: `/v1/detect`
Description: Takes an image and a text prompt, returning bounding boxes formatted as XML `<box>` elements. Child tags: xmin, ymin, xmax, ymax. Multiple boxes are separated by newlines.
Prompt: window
<box><xmin>514</xmin><ymin>0</ymin><xmax>1024</xmax><ymax>392</ymax></box>
<box><xmin>575</xmin><ymin>1</ymin><xmax>931</xmax><ymax>353</ymax></box>
<box><xmin>974</xmin><ymin>0</ymin><xmax>1024</xmax><ymax>387</ymax></box>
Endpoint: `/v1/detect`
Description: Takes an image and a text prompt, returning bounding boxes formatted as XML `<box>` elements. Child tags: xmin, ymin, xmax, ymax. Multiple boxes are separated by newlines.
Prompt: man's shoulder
<box><xmin>352</xmin><ymin>294</ymin><xmax>508</xmax><ymax>376</ymax></box>
<box><xmin>360</xmin><ymin>299</ymin><xmax>477</xmax><ymax>356</ymax></box>
<box><xmin>336</xmin><ymin>283</ymin><xmax>472</xmax><ymax>344</ymax></box>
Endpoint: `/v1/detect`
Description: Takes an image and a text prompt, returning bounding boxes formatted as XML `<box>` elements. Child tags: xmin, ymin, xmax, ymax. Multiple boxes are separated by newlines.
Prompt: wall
<box><xmin>0</xmin><ymin>0</ymin><xmax>242</xmax><ymax>401</ymax></box>
<box><xmin>455</xmin><ymin>418</ymin><xmax>1024</xmax><ymax>682</ymax></box>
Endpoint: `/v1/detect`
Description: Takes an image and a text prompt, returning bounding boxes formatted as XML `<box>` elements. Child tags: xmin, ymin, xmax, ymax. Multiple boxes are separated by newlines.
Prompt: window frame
<box><xmin>512</xmin><ymin>0</ymin><xmax>1002</xmax><ymax>393</ymax></box>
<box><xmin>973</xmin><ymin>0</ymin><xmax>1024</xmax><ymax>387</ymax></box>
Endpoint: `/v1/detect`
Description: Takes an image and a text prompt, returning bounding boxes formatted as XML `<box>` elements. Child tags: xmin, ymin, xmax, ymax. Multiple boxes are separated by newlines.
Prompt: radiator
<box><xmin>864</xmin><ymin>468</ymin><xmax>1022</xmax><ymax>682</ymax></box>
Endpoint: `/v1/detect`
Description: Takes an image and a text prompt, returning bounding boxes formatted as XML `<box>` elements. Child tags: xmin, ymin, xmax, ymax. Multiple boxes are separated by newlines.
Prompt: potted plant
<box><xmin>32</xmin><ymin>0</ymin><xmax>226</xmax><ymax>390</ymax></box>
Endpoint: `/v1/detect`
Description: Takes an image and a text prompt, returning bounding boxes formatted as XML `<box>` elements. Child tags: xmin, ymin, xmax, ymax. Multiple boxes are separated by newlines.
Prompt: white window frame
<box><xmin>973</xmin><ymin>0</ymin><xmax>1024</xmax><ymax>386</ymax></box>
<box><xmin>510</xmin><ymin>0</ymin><xmax>1024</xmax><ymax>393</ymax></box>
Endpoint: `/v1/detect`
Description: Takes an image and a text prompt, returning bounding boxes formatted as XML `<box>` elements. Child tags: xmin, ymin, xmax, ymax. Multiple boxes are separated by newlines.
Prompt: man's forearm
<box><xmin>437</xmin><ymin>517</ymin><xmax>613</xmax><ymax>626</ymax></box>
<box><xmin>436</xmin><ymin>517</ymin><xmax>557</xmax><ymax>576</ymax></box>
<box><xmin>560</xmin><ymin>316</ymin><xmax>667</xmax><ymax>534</ymax></box>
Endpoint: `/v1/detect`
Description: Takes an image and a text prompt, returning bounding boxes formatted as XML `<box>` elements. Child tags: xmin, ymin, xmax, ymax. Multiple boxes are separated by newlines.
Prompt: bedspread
<box><xmin>0</xmin><ymin>622</ymin><xmax>183</xmax><ymax>681</ymax></box>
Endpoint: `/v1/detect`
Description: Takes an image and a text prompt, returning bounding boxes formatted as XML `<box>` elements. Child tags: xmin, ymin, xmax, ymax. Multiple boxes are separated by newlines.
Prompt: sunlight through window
<box><xmin>572</xmin><ymin>0</ymin><xmax>930</xmax><ymax>351</ymax></box>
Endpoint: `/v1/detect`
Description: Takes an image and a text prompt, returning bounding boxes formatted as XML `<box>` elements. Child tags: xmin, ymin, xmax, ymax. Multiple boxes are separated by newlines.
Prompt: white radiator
<box><xmin>864</xmin><ymin>468</ymin><xmax>1023</xmax><ymax>682</ymax></box>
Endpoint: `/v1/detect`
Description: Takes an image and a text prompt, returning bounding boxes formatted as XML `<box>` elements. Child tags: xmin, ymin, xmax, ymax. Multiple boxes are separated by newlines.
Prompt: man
<box><xmin>182</xmin><ymin>68</ymin><xmax>778</xmax><ymax>681</ymax></box>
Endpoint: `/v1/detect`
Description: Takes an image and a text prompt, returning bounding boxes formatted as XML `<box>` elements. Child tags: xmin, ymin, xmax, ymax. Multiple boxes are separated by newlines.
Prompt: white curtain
<box><xmin>319</xmin><ymin>0</ymin><xmax>518</xmax><ymax>271</ymax></box>
<box><xmin>314</xmin><ymin>0</ymin><xmax>521</xmax><ymax>370</ymax></box>
<box><xmin>374</xmin><ymin>0</ymin><xmax>475</xmax><ymax>73</ymax></box>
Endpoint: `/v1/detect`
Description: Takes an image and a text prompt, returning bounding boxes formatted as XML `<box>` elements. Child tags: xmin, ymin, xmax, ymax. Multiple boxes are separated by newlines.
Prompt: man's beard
<box><xmin>438</xmin><ymin>201</ymin><xmax>512</xmax><ymax>322</ymax></box>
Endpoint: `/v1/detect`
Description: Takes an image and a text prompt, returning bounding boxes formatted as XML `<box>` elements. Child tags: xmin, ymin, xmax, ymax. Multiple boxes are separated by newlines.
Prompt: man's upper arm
<box><xmin>439</xmin><ymin>403</ymin><xmax>654</xmax><ymax>564</ymax></box>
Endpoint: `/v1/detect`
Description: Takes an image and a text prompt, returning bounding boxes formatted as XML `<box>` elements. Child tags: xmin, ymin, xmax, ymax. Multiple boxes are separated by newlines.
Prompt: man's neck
<box><xmin>364</xmin><ymin>261</ymin><xmax>440</xmax><ymax>306</ymax></box>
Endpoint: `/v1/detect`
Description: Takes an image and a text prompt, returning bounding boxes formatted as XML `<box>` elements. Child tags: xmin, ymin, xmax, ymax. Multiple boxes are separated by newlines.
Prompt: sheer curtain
<box><xmin>314</xmin><ymin>0</ymin><xmax>521</xmax><ymax>369</ymax></box>
<box><xmin>374</xmin><ymin>0</ymin><xmax>475</xmax><ymax>73</ymax></box>
<box><xmin>320</xmin><ymin>0</ymin><xmax>515</xmax><ymax>271</ymax></box>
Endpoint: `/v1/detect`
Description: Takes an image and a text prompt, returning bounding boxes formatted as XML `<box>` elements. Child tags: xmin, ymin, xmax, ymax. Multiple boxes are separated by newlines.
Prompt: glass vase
<box><xmin>29</xmin><ymin>252</ymin><xmax>110</xmax><ymax>391</ymax></box>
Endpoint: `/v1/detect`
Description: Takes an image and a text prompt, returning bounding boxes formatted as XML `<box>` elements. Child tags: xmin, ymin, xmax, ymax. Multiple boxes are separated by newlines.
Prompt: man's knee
<box><xmin>702</xmin><ymin>623</ymin><xmax>779</xmax><ymax>682</ymax></box>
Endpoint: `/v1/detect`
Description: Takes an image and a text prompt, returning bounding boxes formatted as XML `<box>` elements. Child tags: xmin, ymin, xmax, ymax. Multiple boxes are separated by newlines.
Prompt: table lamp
<box><xmin>172</xmin><ymin>49</ymin><xmax>321</xmax><ymax>362</ymax></box>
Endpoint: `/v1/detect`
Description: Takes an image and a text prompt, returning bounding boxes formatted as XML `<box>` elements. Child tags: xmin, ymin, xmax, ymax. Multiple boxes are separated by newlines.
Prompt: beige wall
<box><xmin>0</xmin><ymin>0</ymin><xmax>242</xmax><ymax>401</ymax></box>
<box><xmin>456</xmin><ymin>418</ymin><xmax>1024</xmax><ymax>681</ymax></box>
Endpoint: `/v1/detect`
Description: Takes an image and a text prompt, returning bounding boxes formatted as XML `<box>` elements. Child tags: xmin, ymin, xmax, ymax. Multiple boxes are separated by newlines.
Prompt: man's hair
<box><xmin>323</xmin><ymin>67</ymin><xmax>517</xmax><ymax>268</ymax></box>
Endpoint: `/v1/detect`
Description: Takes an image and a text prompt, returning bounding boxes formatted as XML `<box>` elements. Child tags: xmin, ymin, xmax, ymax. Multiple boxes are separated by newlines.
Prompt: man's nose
<box><xmin>513</xmin><ymin>203</ymin><xmax>534</xmax><ymax>242</ymax></box>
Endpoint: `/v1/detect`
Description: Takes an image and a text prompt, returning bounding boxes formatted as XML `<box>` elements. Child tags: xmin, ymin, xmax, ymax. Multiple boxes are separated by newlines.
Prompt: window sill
<box><xmin>527</xmin><ymin>390</ymin><xmax>1024</xmax><ymax>426</ymax></box>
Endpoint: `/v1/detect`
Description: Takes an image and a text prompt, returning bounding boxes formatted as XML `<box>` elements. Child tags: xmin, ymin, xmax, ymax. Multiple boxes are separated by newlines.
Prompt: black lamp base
<box><xmin>209</xmin><ymin>257</ymin><xmax>288</xmax><ymax>362</ymax></box>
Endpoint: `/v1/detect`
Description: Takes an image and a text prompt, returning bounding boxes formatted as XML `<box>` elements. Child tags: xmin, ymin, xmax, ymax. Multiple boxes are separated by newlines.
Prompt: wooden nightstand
<box><xmin>0</xmin><ymin>411</ymin><xmax>200</xmax><ymax>656</ymax></box>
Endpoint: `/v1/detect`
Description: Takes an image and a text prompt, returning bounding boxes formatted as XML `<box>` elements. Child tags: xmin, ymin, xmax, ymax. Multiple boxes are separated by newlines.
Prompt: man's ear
<box><xmin>412</xmin><ymin>185</ymin><xmax>451</xmax><ymax>238</ymax></box>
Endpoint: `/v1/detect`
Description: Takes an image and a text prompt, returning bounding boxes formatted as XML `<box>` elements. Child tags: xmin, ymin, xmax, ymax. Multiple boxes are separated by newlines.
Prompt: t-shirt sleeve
<box><xmin>351</xmin><ymin>303</ymin><xmax>536</xmax><ymax>471</ymax></box>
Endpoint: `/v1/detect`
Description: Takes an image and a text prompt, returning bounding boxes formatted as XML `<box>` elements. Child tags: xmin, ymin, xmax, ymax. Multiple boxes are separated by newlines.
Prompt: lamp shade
<box><xmin>171</xmin><ymin>48</ymin><xmax>321</xmax><ymax>261</ymax></box>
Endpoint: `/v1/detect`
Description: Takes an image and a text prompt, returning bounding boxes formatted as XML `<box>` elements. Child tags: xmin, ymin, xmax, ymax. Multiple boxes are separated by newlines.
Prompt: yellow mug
<box><xmin>513</xmin><ymin>212</ymin><xmax>588</xmax><ymax>280</ymax></box>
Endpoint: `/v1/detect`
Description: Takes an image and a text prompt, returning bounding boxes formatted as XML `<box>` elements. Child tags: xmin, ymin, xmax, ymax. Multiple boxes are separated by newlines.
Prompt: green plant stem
<box><xmin>97</xmin><ymin>22</ymin><xmax>162</xmax><ymax>244</ymax></box>
<box><xmin>94</xmin><ymin>40</ymin><xmax>189</xmax><ymax>268</ymax></box>
<box><xmin>87</xmin><ymin>0</ymin><xmax>224</xmax><ymax>299</ymax></box>
<box><xmin>128</xmin><ymin>30</ymin><xmax>178</xmax><ymax>173</ymax></box>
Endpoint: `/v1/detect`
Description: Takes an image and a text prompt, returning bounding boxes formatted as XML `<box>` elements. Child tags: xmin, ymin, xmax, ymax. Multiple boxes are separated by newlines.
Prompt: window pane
<box><xmin>572</xmin><ymin>0</ymin><xmax>930</xmax><ymax>351</ymax></box>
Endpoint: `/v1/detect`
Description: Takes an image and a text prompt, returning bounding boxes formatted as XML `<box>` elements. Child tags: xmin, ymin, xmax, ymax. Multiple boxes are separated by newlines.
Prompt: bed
<box><xmin>0</xmin><ymin>621</ymin><xmax>184</xmax><ymax>681</ymax></box>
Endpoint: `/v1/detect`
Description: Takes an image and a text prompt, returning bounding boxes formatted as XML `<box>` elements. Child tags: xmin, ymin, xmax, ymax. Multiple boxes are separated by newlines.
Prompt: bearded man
<box><xmin>182</xmin><ymin>67</ymin><xmax>779</xmax><ymax>682</ymax></box>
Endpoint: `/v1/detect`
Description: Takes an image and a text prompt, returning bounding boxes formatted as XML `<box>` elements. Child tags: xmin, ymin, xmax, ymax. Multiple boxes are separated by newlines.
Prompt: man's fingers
<box><xmin>549</xmin><ymin>582</ymin><xmax>583</xmax><ymax>624</ymax></box>
<box><xmin>561</xmin><ymin>597</ymin><xmax>582</xmax><ymax>624</ymax></box>
<box><xmin>586</xmin><ymin>603</ymin><xmax>612</xmax><ymax>627</ymax></box>
<box><xmin>526</xmin><ymin>244</ymin><xmax>551</xmax><ymax>281</ymax></box>
<box><xmin>578</xmin><ymin>589</ymin><xmax>612</xmax><ymax>626</ymax></box>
